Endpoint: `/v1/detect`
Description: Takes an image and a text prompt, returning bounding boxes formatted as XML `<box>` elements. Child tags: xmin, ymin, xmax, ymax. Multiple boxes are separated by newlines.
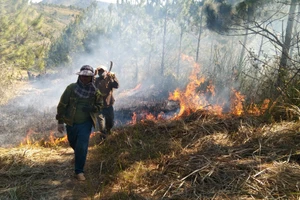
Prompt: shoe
<box><xmin>76</xmin><ymin>173</ymin><xmax>86</xmax><ymax>181</ymax></box>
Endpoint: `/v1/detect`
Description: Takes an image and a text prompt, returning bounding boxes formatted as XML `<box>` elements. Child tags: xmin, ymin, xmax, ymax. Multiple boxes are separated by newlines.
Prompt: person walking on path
<box><xmin>56</xmin><ymin>65</ymin><xmax>103</xmax><ymax>181</ymax></box>
<box><xmin>94</xmin><ymin>65</ymin><xmax>119</xmax><ymax>138</ymax></box>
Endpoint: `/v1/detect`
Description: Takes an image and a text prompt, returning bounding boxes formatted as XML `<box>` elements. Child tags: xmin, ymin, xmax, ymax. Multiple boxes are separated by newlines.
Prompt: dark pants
<box><xmin>97</xmin><ymin>106</ymin><xmax>114</xmax><ymax>134</ymax></box>
<box><xmin>66</xmin><ymin>120</ymin><xmax>93</xmax><ymax>174</ymax></box>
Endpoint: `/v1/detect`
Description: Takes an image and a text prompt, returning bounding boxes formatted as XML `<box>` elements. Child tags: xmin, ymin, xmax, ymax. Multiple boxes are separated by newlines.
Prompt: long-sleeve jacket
<box><xmin>95</xmin><ymin>75</ymin><xmax>119</xmax><ymax>108</ymax></box>
<box><xmin>56</xmin><ymin>83</ymin><xmax>103</xmax><ymax>127</ymax></box>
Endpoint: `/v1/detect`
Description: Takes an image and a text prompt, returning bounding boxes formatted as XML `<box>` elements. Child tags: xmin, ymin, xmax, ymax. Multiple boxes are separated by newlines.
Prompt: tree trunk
<box><xmin>257</xmin><ymin>34</ymin><xmax>264</xmax><ymax>58</ymax></box>
<box><xmin>238</xmin><ymin>26</ymin><xmax>249</xmax><ymax>71</ymax></box>
<box><xmin>276</xmin><ymin>0</ymin><xmax>297</xmax><ymax>88</ymax></box>
<box><xmin>147</xmin><ymin>29</ymin><xmax>153</xmax><ymax>73</ymax></box>
<box><xmin>161</xmin><ymin>10</ymin><xmax>167</xmax><ymax>76</ymax></box>
<box><xmin>237</xmin><ymin>3</ymin><xmax>250</xmax><ymax>80</ymax></box>
<box><xmin>289</xmin><ymin>3</ymin><xmax>300</xmax><ymax>57</ymax></box>
<box><xmin>176</xmin><ymin>27</ymin><xmax>183</xmax><ymax>77</ymax></box>
<box><xmin>195</xmin><ymin>7</ymin><xmax>203</xmax><ymax>63</ymax></box>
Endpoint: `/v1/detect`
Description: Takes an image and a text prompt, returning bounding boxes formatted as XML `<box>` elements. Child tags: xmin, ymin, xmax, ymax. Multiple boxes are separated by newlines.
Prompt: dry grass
<box><xmin>1</xmin><ymin>112</ymin><xmax>300</xmax><ymax>200</ymax></box>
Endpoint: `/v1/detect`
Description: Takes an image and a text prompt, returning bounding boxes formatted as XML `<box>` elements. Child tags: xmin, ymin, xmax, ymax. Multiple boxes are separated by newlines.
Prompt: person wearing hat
<box><xmin>94</xmin><ymin>65</ymin><xmax>119</xmax><ymax>138</ymax></box>
<box><xmin>56</xmin><ymin>65</ymin><xmax>103</xmax><ymax>181</ymax></box>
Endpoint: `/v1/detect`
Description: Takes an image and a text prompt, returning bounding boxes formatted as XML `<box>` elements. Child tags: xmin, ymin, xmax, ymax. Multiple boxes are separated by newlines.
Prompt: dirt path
<box><xmin>0</xmin><ymin>77</ymin><xmax>110</xmax><ymax>199</ymax></box>
<box><xmin>0</xmin><ymin>144</ymin><xmax>103</xmax><ymax>199</ymax></box>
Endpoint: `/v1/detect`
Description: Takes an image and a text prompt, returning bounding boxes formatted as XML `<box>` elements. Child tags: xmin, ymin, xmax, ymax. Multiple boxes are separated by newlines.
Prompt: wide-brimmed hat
<box><xmin>76</xmin><ymin>65</ymin><xmax>94</xmax><ymax>76</ymax></box>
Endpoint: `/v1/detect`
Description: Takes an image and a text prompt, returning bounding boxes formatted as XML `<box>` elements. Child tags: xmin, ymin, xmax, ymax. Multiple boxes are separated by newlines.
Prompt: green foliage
<box><xmin>204</xmin><ymin>1</ymin><xmax>233</xmax><ymax>33</ymax></box>
<box><xmin>0</xmin><ymin>0</ymin><xmax>82</xmax><ymax>105</ymax></box>
<box><xmin>0</xmin><ymin>0</ymin><xmax>81</xmax><ymax>73</ymax></box>
<box><xmin>0</xmin><ymin>0</ymin><xmax>43</xmax><ymax>70</ymax></box>
<box><xmin>46</xmin><ymin>15</ymin><xmax>85</xmax><ymax>67</ymax></box>
<box><xmin>0</xmin><ymin>63</ymin><xmax>18</xmax><ymax>105</ymax></box>
<box><xmin>31</xmin><ymin>14</ymin><xmax>44</xmax><ymax>29</ymax></box>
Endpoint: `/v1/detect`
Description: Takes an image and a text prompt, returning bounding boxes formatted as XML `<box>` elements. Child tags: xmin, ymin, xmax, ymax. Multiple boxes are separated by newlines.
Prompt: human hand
<box><xmin>58</xmin><ymin>124</ymin><xmax>65</xmax><ymax>133</ymax></box>
<box><xmin>107</xmin><ymin>72</ymin><xmax>115</xmax><ymax>79</ymax></box>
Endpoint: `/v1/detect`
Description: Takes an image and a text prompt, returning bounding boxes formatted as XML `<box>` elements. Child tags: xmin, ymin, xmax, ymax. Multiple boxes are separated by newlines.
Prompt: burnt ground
<box><xmin>2</xmin><ymin>78</ymin><xmax>300</xmax><ymax>199</ymax></box>
<box><xmin>0</xmin><ymin>76</ymin><xmax>180</xmax><ymax>147</ymax></box>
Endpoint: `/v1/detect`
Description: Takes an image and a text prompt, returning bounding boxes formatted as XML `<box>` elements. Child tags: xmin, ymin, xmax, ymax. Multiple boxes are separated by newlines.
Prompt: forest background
<box><xmin>1</xmin><ymin>0</ymin><xmax>300</xmax><ymax>199</ymax></box>
<box><xmin>1</xmin><ymin>0</ymin><xmax>299</xmax><ymax>116</ymax></box>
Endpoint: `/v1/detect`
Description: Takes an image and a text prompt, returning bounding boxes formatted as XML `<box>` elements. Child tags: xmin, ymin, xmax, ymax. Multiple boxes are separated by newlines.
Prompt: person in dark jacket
<box><xmin>56</xmin><ymin>65</ymin><xmax>103</xmax><ymax>181</ymax></box>
<box><xmin>94</xmin><ymin>65</ymin><xmax>119</xmax><ymax>137</ymax></box>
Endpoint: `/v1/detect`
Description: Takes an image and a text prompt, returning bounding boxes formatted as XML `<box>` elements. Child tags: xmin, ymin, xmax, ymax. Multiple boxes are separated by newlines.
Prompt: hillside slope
<box><xmin>1</xmin><ymin>113</ymin><xmax>300</xmax><ymax>199</ymax></box>
<box><xmin>32</xmin><ymin>3</ymin><xmax>82</xmax><ymax>39</ymax></box>
<box><xmin>0</xmin><ymin>0</ymin><xmax>81</xmax><ymax>71</ymax></box>
<box><xmin>0</xmin><ymin>1</ymin><xmax>82</xmax><ymax>104</ymax></box>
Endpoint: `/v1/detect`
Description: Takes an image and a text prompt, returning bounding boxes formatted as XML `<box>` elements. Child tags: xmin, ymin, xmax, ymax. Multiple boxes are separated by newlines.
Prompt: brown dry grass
<box><xmin>1</xmin><ymin>113</ymin><xmax>300</xmax><ymax>199</ymax></box>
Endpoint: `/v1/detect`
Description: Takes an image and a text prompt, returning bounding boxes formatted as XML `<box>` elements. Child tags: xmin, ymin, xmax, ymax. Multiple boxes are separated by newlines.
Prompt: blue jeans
<box><xmin>66</xmin><ymin>120</ymin><xmax>93</xmax><ymax>174</ymax></box>
<box><xmin>97</xmin><ymin>106</ymin><xmax>114</xmax><ymax>134</ymax></box>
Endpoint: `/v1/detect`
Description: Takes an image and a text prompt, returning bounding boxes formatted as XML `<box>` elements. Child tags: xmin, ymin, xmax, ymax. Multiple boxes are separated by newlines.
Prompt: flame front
<box><xmin>169</xmin><ymin>60</ymin><xmax>223</xmax><ymax>118</ymax></box>
<box><xmin>20</xmin><ymin>129</ymin><xmax>69</xmax><ymax>147</ymax></box>
<box><xmin>168</xmin><ymin>55</ymin><xmax>270</xmax><ymax>118</ymax></box>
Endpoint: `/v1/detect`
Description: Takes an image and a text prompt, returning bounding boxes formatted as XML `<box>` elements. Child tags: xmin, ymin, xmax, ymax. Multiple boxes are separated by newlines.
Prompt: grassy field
<box><xmin>1</xmin><ymin>112</ymin><xmax>300</xmax><ymax>199</ymax></box>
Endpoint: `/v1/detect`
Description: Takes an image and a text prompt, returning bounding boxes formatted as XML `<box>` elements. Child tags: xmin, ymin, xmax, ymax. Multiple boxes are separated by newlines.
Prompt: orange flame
<box><xmin>129</xmin><ymin>111</ymin><xmax>160</xmax><ymax>124</ymax></box>
<box><xmin>145</xmin><ymin>113</ymin><xmax>156</xmax><ymax>121</ymax></box>
<box><xmin>230</xmin><ymin>89</ymin><xmax>245</xmax><ymax>116</ymax></box>
<box><xmin>126</xmin><ymin>54</ymin><xmax>270</xmax><ymax>123</ymax></box>
<box><xmin>20</xmin><ymin>128</ymin><xmax>36</xmax><ymax>146</ymax></box>
<box><xmin>157</xmin><ymin>112</ymin><xmax>165</xmax><ymax>120</ymax></box>
<box><xmin>261</xmin><ymin>99</ymin><xmax>270</xmax><ymax>112</ymax></box>
<box><xmin>247</xmin><ymin>99</ymin><xmax>270</xmax><ymax>115</ymax></box>
<box><xmin>131</xmin><ymin>112</ymin><xmax>137</xmax><ymax>124</ymax></box>
<box><xmin>168</xmin><ymin>54</ymin><xmax>270</xmax><ymax>118</ymax></box>
<box><xmin>168</xmin><ymin>61</ymin><xmax>223</xmax><ymax>118</ymax></box>
<box><xmin>20</xmin><ymin>129</ymin><xmax>69</xmax><ymax>147</ymax></box>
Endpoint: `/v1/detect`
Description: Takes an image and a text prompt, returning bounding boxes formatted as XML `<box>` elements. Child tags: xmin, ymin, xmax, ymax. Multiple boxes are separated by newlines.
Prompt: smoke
<box><xmin>0</xmin><ymin>72</ymin><xmax>75</xmax><ymax>147</ymax></box>
<box><xmin>1</xmin><ymin>1</ymin><xmax>290</xmax><ymax>147</ymax></box>
<box><xmin>0</xmin><ymin>3</ymin><xmax>228</xmax><ymax>146</ymax></box>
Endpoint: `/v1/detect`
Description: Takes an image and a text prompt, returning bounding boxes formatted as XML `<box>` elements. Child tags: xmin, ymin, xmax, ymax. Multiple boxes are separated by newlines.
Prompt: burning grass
<box><xmin>1</xmin><ymin>112</ymin><xmax>300</xmax><ymax>199</ymax></box>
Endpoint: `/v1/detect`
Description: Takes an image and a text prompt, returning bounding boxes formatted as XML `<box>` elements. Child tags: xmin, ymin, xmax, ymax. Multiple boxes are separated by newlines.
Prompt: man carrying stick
<box><xmin>94</xmin><ymin>62</ymin><xmax>119</xmax><ymax>138</ymax></box>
